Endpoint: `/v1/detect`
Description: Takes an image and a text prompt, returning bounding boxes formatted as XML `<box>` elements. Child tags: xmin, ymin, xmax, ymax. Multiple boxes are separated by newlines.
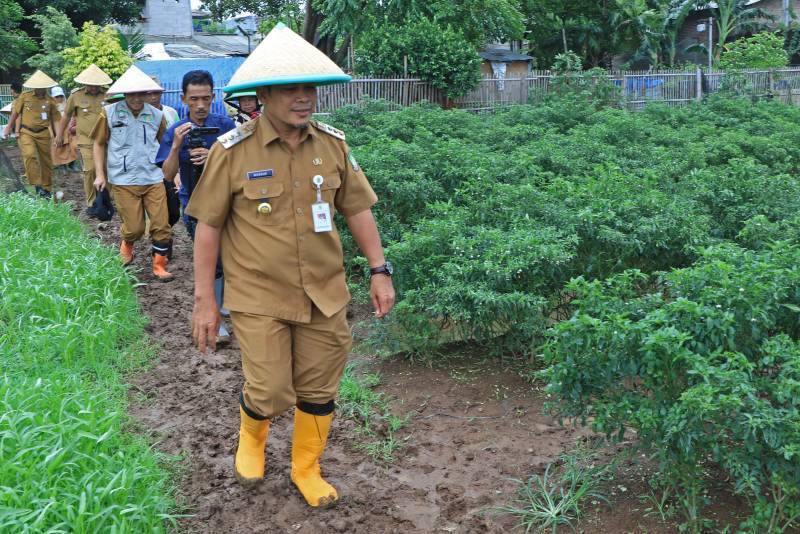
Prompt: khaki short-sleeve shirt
<box><xmin>186</xmin><ymin>116</ymin><xmax>378</xmax><ymax>323</ymax></box>
<box><xmin>13</xmin><ymin>92</ymin><xmax>60</xmax><ymax>137</ymax></box>
<box><xmin>64</xmin><ymin>88</ymin><xmax>106</xmax><ymax>147</ymax></box>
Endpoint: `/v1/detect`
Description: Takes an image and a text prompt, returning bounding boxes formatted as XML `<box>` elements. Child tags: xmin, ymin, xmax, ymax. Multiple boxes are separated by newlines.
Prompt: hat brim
<box><xmin>223</xmin><ymin>73</ymin><xmax>351</xmax><ymax>93</ymax></box>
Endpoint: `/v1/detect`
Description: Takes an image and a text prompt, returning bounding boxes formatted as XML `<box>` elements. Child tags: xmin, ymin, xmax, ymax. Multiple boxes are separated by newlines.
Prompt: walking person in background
<box><xmin>187</xmin><ymin>24</ymin><xmax>395</xmax><ymax>508</ymax></box>
<box><xmin>55</xmin><ymin>64</ymin><xmax>110</xmax><ymax>212</ymax></box>
<box><xmin>2</xmin><ymin>71</ymin><xmax>61</xmax><ymax>198</ymax></box>
<box><xmin>91</xmin><ymin>65</ymin><xmax>174</xmax><ymax>281</ymax></box>
<box><xmin>157</xmin><ymin>70</ymin><xmax>235</xmax><ymax>341</ymax></box>
<box><xmin>50</xmin><ymin>86</ymin><xmax>77</xmax><ymax>176</ymax></box>
<box><xmin>145</xmin><ymin>77</ymin><xmax>182</xmax><ymax>226</ymax></box>
<box><xmin>225</xmin><ymin>90</ymin><xmax>261</xmax><ymax>124</ymax></box>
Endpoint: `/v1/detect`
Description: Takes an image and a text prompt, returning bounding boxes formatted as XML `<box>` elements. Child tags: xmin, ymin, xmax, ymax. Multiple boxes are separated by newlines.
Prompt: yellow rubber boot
<box><xmin>234</xmin><ymin>406</ymin><xmax>270</xmax><ymax>485</ymax></box>
<box><xmin>291</xmin><ymin>408</ymin><xmax>338</xmax><ymax>507</ymax></box>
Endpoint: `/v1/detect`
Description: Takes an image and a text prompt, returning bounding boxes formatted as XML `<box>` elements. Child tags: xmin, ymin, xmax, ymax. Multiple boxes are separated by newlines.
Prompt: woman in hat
<box><xmin>2</xmin><ymin>70</ymin><xmax>61</xmax><ymax>197</ymax></box>
<box><xmin>50</xmin><ymin>86</ymin><xmax>78</xmax><ymax>171</ymax></box>
<box><xmin>224</xmin><ymin>90</ymin><xmax>261</xmax><ymax>124</ymax></box>
<box><xmin>91</xmin><ymin>65</ymin><xmax>175</xmax><ymax>281</ymax></box>
<box><xmin>187</xmin><ymin>23</ymin><xmax>395</xmax><ymax>508</ymax></box>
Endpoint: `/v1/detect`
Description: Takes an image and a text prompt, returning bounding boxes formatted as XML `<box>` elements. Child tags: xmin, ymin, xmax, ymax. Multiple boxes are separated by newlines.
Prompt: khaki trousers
<box><xmin>231</xmin><ymin>305</ymin><xmax>352</xmax><ymax>419</ymax></box>
<box><xmin>79</xmin><ymin>145</ymin><xmax>96</xmax><ymax>206</ymax></box>
<box><xmin>18</xmin><ymin>132</ymin><xmax>53</xmax><ymax>190</ymax></box>
<box><xmin>113</xmin><ymin>183</ymin><xmax>171</xmax><ymax>243</ymax></box>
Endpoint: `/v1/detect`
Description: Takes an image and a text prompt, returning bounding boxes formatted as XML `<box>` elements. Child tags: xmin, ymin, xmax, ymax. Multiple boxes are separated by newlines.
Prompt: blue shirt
<box><xmin>155</xmin><ymin>113</ymin><xmax>236</xmax><ymax>202</ymax></box>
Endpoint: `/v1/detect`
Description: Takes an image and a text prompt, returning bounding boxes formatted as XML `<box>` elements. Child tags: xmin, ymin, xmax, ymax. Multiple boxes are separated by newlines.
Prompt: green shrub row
<box><xmin>541</xmin><ymin>243</ymin><xmax>800</xmax><ymax>532</ymax></box>
<box><xmin>330</xmin><ymin>96</ymin><xmax>800</xmax><ymax>357</ymax></box>
<box><xmin>0</xmin><ymin>193</ymin><xmax>179</xmax><ymax>532</ymax></box>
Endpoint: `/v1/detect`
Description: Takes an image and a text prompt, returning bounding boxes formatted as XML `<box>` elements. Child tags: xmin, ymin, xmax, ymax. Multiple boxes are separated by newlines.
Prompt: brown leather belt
<box><xmin>21</xmin><ymin>124</ymin><xmax>48</xmax><ymax>133</ymax></box>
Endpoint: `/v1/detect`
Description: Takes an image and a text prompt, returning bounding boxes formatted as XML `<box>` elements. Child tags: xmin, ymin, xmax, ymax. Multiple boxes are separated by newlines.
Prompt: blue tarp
<box><xmin>134</xmin><ymin>57</ymin><xmax>246</xmax><ymax>118</ymax></box>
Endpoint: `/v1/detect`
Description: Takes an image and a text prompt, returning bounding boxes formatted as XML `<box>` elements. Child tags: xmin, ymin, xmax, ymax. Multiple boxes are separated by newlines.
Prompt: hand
<box><xmin>53</xmin><ymin>134</ymin><xmax>63</xmax><ymax>147</ymax></box>
<box><xmin>172</xmin><ymin>122</ymin><xmax>192</xmax><ymax>149</ymax></box>
<box><xmin>370</xmin><ymin>275</ymin><xmax>395</xmax><ymax>319</ymax></box>
<box><xmin>192</xmin><ymin>297</ymin><xmax>221</xmax><ymax>353</ymax></box>
<box><xmin>93</xmin><ymin>175</ymin><xmax>107</xmax><ymax>191</ymax></box>
<box><xmin>189</xmin><ymin>147</ymin><xmax>209</xmax><ymax>166</ymax></box>
<box><xmin>174</xmin><ymin>174</ymin><xmax>182</xmax><ymax>192</ymax></box>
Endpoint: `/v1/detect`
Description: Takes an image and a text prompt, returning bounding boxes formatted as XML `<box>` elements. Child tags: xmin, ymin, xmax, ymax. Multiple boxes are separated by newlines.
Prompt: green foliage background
<box><xmin>61</xmin><ymin>23</ymin><xmax>133</xmax><ymax>89</ymax></box>
<box><xmin>327</xmin><ymin>95</ymin><xmax>800</xmax><ymax>530</ymax></box>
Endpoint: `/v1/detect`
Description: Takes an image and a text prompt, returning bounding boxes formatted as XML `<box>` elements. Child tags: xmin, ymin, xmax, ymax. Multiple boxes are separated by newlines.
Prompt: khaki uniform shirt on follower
<box><xmin>64</xmin><ymin>88</ymin><xmax>106</xmax><ymax>147</ymax></box>
<box><xmin>185</xmin><ymin>116</ymin><xmax>378</xmax><ymax>323</ymax></box>
<box><xmin>12</xmin><ymin>92</ymin><xmax>60</xmax><ymax>137</ymax></box>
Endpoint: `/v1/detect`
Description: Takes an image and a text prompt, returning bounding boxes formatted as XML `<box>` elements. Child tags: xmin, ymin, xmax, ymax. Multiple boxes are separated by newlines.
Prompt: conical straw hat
<box><xmin>106</xmin><ymin>65</ymin><xmax>163</xmax><ymax>94</ymax></box>
<box><xmin>23</xmin><ymin>70</ymin><xmax>58</xmax><ymax>89</ymax></box>
<box><xmin>224</xmin><ymin>90</ymin><xmax>257</xmax><ymax>101</ymax></box>
<box><xmin>74</xmin><ymin>64</ymin><xmax>113</xmax><ymax>86</ymax></box>
<box><xmin>224</xmin><ymin>23</ymin><xmax>350</xmax><ymax>92</ymax></box>
<box><xmin>0</xmin><ymin>102</ymin><xmax>11</xmax><ymax>115</ymax></box>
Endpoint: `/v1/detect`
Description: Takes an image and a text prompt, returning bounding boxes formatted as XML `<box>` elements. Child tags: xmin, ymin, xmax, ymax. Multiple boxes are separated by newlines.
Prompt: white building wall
<box><xmin>143</xmin><ymin>0</ymin><xmax>193</xmax><ymax>38</ymax></box>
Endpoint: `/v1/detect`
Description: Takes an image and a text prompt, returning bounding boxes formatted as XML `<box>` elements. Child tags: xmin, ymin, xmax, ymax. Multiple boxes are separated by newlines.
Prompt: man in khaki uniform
<box><xmin>2</xmin><ymin>70</ymin><xmax>61</xmax><ymax>197</ymax></box>
<box><xmin>188</xmin><ymin>23</ymin><xmax>396</xmax><ymax>508</ymax></box>
<box><xmin>55</xmin><ymin>64</ymin><xmax>110</xmax><ymax>209</ymax></box>
<box><xmin>92</xmin><ymin>66</ymin><xmax>174</xmax><ymax>281</ymax></box>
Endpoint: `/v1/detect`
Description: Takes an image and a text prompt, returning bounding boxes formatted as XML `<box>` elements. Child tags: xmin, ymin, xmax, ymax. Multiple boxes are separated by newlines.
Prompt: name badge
<box><xmin>247</xmin><ymin>169</ymin><xmax>274</xmax><ymax>180</ymax></box>
<box><xmin>41</xmin><ymin>112</ymin><xmax>48</xmax><ymax>120</ymax></box>
<box><xmin>312</xmin><ymin>202</ymin><xmax>333</xmax><ymax>233</ymax></box>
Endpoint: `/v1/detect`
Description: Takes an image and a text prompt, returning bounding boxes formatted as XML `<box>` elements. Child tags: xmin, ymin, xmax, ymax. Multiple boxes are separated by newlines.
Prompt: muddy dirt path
<box><xmin>6</xmin><ymin>145</ymin><xmax>708</xmax><ymax>533</ymax></box>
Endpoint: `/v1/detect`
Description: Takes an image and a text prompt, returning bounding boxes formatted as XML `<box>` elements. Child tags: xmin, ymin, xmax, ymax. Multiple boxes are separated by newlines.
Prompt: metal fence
<box><xmin>4</xmin><ymin>67</ymin><xmax>800</xmax><ymax>123</ymax></box>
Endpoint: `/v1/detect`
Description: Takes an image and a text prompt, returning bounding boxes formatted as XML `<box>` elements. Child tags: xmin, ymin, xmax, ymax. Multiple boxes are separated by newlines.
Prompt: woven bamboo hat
<box><xmin>23</xmin><ymin>70</ymin><xmax>58</xmax><ymax>89</ymax></box>
<box><xmin>0</xmin><ymin>103</ymin><xmax>11</xmax><ymax>115</ymax></box>
<box><xmin>74</xmin><ymin>64</ymin><xmax>113</xmax><ymax>86</ymax></box>
<box><xmin>107</xmin><ymin>65</ymin><xmax>163</xmax><ymax>94</ymax></box>
<box><xmin>223</xmin><ymin>23</ymin><xmax>350</xmax><ymax>92</ymax></box>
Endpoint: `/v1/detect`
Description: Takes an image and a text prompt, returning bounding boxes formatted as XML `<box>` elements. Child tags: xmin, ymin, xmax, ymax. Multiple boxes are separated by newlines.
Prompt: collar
<box><xmin>256</xmin><ymin>114</ymin><xmax>317</xmax><ymax>147</ymax></box>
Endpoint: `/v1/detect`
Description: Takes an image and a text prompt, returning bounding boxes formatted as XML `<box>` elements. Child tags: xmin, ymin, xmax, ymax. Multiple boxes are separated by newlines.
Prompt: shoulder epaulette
<box><xmin>312</xmin><ymin>120</ymin><xmax>345</xmax><ymax>141</ymax></box>
<box><xmin>70</xmin><ymin>87</ymin><xmax>82</xmax><ymax>95</ymax></box>
<box><xmin>219</xmin><ymin>119</ymin><xmax>257</xmax><ymax>149</ymax></box>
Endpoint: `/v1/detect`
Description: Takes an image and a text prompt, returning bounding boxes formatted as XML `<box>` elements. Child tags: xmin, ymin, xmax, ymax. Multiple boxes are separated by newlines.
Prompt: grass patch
<box><xmin>337</xmin><ymin>361</ymin><xmax>409</xmax><ymax>462</ymax></box>
<box><xmin>0</xmin><ymin>193</ymin><xmax>182</xmax><ymax>532</ymax></box>
<box><xmin>493</xmin><ymin>447</ymin><xmax>612</xmax><ymax>534</ymax></box>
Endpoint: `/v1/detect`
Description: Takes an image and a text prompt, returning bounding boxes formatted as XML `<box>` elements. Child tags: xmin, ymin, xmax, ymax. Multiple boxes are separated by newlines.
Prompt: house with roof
<box><xmin>133</xmin><ymin>0</ymin><xmax>262</xmax><ymax>60</ymax></box>
<box><xmin>677</xmin><ymin>0</ymin><xmax>795</xmax><ymax>64</ymax></box>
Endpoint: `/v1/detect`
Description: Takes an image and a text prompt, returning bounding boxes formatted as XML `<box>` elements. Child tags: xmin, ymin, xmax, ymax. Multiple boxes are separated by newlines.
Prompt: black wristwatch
<box><xmin>369</xmin><ymin>261</ymin><xmax>394</xmax><ymax>277</ymax></box>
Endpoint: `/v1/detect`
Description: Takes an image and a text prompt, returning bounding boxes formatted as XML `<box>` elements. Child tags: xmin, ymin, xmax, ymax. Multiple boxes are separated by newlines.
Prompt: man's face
<box><xmin>34</xmin><ymin>89</ymin><xmax>46</xmax><ymax>98</ymax></box>
<box><xmin>182</xmin><ymin>83</ymin><xmax>213</xmax><ymax>123</ymax></box>
<box><xmin>86</xmin><ymin>85</ymin><xmax>102</xmax><ymax>96</ymax></box>
<box><xmin>257</xmin><ymin>84</ymin><xmax>317</xmax><ymax>130</ymax></box>
<box><xmin>145</xmin><ymin>91</ymin><xmax>163</xmax><ymax>108</ymax></box>
<box><xmin>55</xmin><ymin>96</ymin><xmax>65</xmax><ymax>104</ymax></box>
<box><xmin>239</xmin><ymin>95</ymin><xmax>258</xmax><ymax>114</ymax></box>
<box><xmin>125</xmin><ymin>92</ymin><xmax>146</xmax><ymax>113</ymax></box>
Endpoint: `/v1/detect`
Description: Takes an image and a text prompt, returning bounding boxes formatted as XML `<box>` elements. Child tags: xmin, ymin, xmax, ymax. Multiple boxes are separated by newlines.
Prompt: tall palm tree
<box><xmin>662</xmin><ymin>0</ymin><xmax>700</xmax><ymax>66</ymax></box>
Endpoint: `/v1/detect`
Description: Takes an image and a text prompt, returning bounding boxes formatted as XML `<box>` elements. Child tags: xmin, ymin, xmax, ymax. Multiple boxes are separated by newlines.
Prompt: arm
<box><xmin>161</xmin><ymin>122</ymin><xmax>191</xmax><ymax>181</ymax></box>
<box><xmin>346</xmin><ymin>209</ymin><xmax>395</xmax><ymax>318</ymax></box>
<box><xmin>54</xmin><ymin>108</ymin><xmax>71</xmax><ymax>146</ymax></box>
<box><xmin>2</xmin><ymin>109</ymin><xmax>19</xmax><ymax>138</ymax></box>
<box><xmin>93</xmin><ymin>139</ymin><xmax>107</xmax><ymax>191</ymax></box>
<box><xmin>192</xmin><ymin>222</ymin><xmax>222</xmax><ymax>353</ymax></box>
<box><xmin>54</xmin><ymin>111</ymin><xmax>71</xmax><ymax>145</ymax></box>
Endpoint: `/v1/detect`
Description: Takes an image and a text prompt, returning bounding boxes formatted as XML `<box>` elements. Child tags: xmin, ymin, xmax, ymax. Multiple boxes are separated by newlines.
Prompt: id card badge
<box><xmin>311</xmin><ymin>175</ymin><xmax>333</xmax><ymax>232</ymax></box>
<box><xmin>312</xmin><ymin>202</ymin><xmax>333</xmax><ymax>233</ymax></box>
<box><xmin>41</xmin><ymin>112</ymin><xmax>48</xmax><ymax>120</ymax></box>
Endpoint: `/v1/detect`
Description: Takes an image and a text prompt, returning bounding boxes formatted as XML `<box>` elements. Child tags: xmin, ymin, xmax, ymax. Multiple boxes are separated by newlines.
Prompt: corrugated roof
<box><xmin>479</xmin><ymin>50</ymin><xmax>533</xmax><ymax>62</ymax></box>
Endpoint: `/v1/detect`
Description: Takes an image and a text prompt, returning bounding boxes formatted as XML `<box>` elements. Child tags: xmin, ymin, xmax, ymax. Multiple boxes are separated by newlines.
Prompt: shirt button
<box><xmin>294</xmin><ymin>181</ymin><xmax>300</xmax><ymax>188</ymax></box>
<box><xmin>296</xmin><ymin>207</ymin><xmax>304</xmax><ymax>215</ymax></box>
<box><xmin>298</xmin><ymin>235</ymin><xmax>304</xmax><ymax>241</ymax></box>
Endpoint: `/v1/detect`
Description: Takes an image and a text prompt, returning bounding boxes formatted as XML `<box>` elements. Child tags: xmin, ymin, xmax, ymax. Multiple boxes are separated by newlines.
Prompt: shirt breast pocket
<box><xmin>242</xmin><ymin>181</ymin><xmax>285</xmax><ymax>226</ymax></box>
<box><xmin>320</xmin><ymin>173</ymin><xmax>341</xmax><ymax>207</ymax></box>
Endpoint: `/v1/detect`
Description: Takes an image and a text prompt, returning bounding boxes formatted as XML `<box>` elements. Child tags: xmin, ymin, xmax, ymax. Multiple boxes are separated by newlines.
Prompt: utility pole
<box><xmin>708</xmin><ymin>17</ymin><xmax>713</xmax><ymax>71</ymax></box>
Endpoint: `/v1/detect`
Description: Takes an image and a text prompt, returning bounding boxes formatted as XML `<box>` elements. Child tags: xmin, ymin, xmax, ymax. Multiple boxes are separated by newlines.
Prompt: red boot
<box><xmin>119</xmin><ymin>241</ymin><xmax>134</xmax><ymax>266</ymax></box>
